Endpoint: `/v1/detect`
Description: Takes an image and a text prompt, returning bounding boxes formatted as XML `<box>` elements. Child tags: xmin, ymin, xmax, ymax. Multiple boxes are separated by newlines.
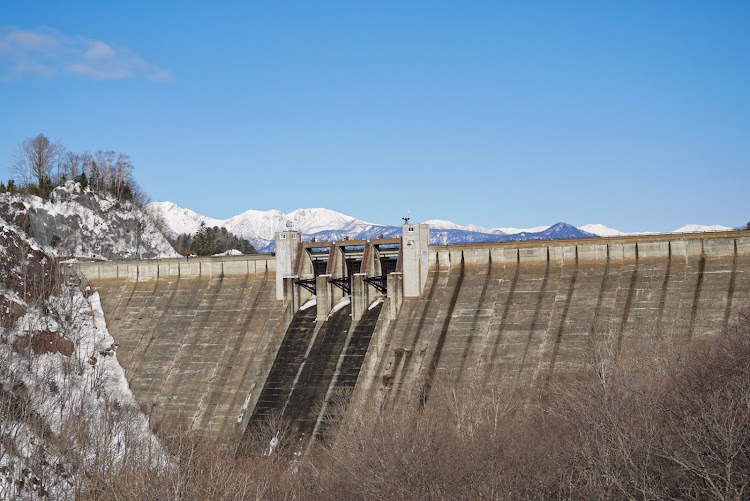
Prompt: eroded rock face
<box><xmin>0</xmin><ymin>182</ymin><xmax>177</xmax><ymax>260</ymax></box>
<box><xmin>0</xmin><ymin>222</ymin><xmax>57</xmax><ymax>324</ymax></box>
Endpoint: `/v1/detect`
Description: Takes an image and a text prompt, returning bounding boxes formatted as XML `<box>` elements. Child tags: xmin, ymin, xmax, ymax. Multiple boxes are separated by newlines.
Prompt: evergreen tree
<box><xmin>75</xmin><ymin>172</ymin><xmax>88</xmax><ymax>189</ymax></box>
<box><xmin>190</xmin><ymin>223</ymin><xmax>215</xmax><ymax>256</ymax></box>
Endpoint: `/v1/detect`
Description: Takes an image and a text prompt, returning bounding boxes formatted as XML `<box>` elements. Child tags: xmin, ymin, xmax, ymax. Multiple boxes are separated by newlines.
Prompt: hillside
<box><xmin>1</xmin><ymin>181</ymin><xmax>178</xmax><ymax>261</ymax></box>
<box><xmin>0</xmin><ymin>185</ymin><xmax>167</xmax><ymax>498</ymax></box>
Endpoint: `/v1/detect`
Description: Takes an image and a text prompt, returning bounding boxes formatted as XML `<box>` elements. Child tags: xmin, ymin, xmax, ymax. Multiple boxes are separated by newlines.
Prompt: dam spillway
<box><xmin>75</xmin><ymin>229</ymin><xmax>750</xmax><ymax>445</ymax></box>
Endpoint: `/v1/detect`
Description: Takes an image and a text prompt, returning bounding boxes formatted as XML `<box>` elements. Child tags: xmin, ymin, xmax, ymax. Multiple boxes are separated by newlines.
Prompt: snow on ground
<box><xmin>0</xmin><ymin>182</ymin><xmax>178</xmax><ymax>260</ymax></box>
<box><xmin>0</xmin><ymin>285</ymin><xmax>166</xmax><ymax>499</ymax></box>
<box><xmin>213</xmin><ymin>249</ymin><xmax>244</xmax><ymax>256</ymax></box>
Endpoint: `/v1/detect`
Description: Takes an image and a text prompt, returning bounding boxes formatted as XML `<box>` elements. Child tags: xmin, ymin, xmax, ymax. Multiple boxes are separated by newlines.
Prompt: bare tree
<box><xmin>113</xmin><ymin>153</ymin><xmax>133</xmax><ymax>200</ymax></box>
<box><xmin>12</xmin><ymin>134</ymin><xmax>64</xmax><ymax>195</ymax></box>
<box><xmin>63</xmin><ymin>151</ymin><xmax>82</xmax><ymax>182</ymax></box>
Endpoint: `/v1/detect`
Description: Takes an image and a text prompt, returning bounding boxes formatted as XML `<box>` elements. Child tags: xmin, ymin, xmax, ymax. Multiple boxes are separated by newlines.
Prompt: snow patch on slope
<box><xmin>0</xmin><ymin>286</ymin><xmax>166</xmax><ymax>498</ymax></box>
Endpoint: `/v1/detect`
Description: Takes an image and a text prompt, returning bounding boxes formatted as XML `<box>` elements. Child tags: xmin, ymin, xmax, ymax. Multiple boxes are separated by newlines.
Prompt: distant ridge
<box><xmin>147</xmin><ymin>201</ymin><xmax>734</xmax><ymax>253</ymax></box>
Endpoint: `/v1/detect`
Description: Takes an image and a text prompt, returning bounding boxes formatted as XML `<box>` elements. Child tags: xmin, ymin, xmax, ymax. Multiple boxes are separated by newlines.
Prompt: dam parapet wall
<box><xmin>429</xmin><ymin>231</ymin><xmax>749</xmax><ymax>269</ymax></box>
<box><xmin>75</xmin><ymin>254</ymin><xmax>275</xmax><ymax>282</ymax></box>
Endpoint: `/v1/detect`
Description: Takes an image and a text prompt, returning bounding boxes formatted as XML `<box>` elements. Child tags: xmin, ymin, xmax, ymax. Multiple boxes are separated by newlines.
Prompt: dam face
<box><xmin>75</xmin><ymin>230</ymin><xmax>750</xmax><ymax>444</ymax></box>
<box><xmin>368</xmin><ymin>235</ymin><xmax>750</xmax><ymax>408</ymax></box>
<box><xmin>76</xmin><ymin>256</ymin><xmax>286</xmax><ymax>439</ymax></box>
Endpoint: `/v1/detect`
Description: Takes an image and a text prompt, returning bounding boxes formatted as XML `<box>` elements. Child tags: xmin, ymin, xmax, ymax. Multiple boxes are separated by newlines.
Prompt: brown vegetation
<box><xmin>83</xmin><ymin>312</ymin><xmax>750</xmax><ymax>500</ymax></box>
<box><xmin>12</xmin><ymin>330</ymin><xmax>74</xmax><ymax>357</ymax></box>
<box><xmin>0</xmin><ymin>224</ymin><xmax>59</xmax><ymax>327</ymax></box>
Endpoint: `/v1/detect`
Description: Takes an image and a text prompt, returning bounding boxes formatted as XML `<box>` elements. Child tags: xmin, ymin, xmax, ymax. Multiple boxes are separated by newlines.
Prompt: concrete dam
<box><xmin>75</xmin><ymin>226</ymin><xmax>750</xmax><ymax>446</ymax></box>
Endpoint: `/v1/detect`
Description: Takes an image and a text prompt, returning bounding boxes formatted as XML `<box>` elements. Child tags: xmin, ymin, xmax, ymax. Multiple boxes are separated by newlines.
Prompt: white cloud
<box><xmin>67</xmin><ymin>63</ymin><xmax>131</xmax><ymax>80</ymax></box>
<box><xmin>84</xmin><ymin>41</ymin><xmax>116</xmax><ymax>60</ymax></box>
<box><xmin>0</xmin><ymin>26</ymin><xmax>172</xmax><ymax>82</ymax></box>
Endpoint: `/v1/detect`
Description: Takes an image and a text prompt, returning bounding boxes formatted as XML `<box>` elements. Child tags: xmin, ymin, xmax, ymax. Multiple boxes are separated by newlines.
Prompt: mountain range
<box><xmin>147</xmin><ymin>201</ymin><xmax>734</xmax><ymax>253</ymax></box>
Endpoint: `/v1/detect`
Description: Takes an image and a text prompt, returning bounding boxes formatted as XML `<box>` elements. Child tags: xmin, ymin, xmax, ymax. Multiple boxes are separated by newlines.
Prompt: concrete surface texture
<box><xmin>361</xmin><ymin>233</ymin><xmax>750</xmax><ymax>408</ymax></box>
<box><xmin>77</xmin><ymin>255</ymin><xmax>285</xmax><ymax>440</ymax></box>
<box><xmin>241</xmin><ymin>302</ymin><xmax>367</xmax><ymax>448</ymax></box>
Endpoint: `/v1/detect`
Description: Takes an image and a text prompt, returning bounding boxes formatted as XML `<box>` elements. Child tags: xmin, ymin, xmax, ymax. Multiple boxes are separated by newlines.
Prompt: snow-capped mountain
<box><xmin>579</xmin><ymin>224</ymin><xmax>627</xmax><ymax>237</ymax></box>
<box><xmin>149</xmin><ymin>201</ymin><xmax>225</xmax><ymax>236</ymax></box>
<box><xmin>149</xmin><ymin>202</ymin><xmax>386</xmax><ymax>251</ymax></box>
<box><xmin>148</xmin><ymin>201</ymin><xmax>736</xmax><ymax>253</ymax></box>
<box><xmin>423</xmin><ymin>219</ymin><xmax>563</xmax><ymax>236</ymax></box>
<box><xmin>497</xmin><ymin>225</ymin><xmax>551</xmax><ymax>235</ymax></box>
<box><xmin>423</xmin><ymin>219</ymin><xmax>500</xmax><ymax>234</ymax></box>
<box><xmin>673</xmin><ymin>224</ymin><xmax>733</xmax><ymax>233</ymax></box>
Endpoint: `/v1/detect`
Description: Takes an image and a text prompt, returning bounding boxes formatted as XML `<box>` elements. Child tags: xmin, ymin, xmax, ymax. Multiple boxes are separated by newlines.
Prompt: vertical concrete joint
<box><xmin>387</xmin><ymin>272</ymin><xmax>403</xmax><ymax>319</ymax></box>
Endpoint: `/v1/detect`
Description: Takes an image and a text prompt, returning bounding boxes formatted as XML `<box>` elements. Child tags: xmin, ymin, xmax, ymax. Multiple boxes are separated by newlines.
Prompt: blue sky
<box><xmin>1</xmin><ymin>1</ymin><xmax>748</xmax><ymax>232</ymax></box>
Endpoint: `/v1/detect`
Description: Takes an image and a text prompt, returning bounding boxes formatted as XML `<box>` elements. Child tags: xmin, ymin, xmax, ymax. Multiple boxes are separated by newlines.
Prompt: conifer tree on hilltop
<box><xmin>190</xmin><ymin>222</ymin><xmax>215</xmax><ymax>256</ymax></box>
<box><xmin>184</xmin><ymin>222</ymin><xmax>257</xmax><ymax>257</ymax></box>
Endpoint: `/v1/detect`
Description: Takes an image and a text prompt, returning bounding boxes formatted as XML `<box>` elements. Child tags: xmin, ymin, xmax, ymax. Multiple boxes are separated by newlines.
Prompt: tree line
<box><xmin>1</xmin><ymin>133</ymin><xmax>146</xmax><ymax>204</ymax></box>
<box><xmin>169</xmin><ymin>222</ymin><xmax>257</xmax><ymax>256</ymax></box>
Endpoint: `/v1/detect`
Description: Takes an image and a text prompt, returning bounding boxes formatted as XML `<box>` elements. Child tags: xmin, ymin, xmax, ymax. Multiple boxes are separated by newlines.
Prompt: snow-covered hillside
<box><xmin>149</xmin><ymin>201</ymin><xmax>737</xmax><ymax>252</ymax></box>
<box><xmin>1</xmin><ymin>182</ymin><xmax>178</xmax><ymax>260</ymax></box>
<box><xmin>0</xmin><ymin>207</ymin><xmax>166</xmax><ymax>498</ymax></box>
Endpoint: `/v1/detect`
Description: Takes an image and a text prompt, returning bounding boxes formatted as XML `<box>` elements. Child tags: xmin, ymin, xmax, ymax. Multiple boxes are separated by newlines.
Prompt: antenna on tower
<box><xmin>402</xmin><ymin>210</ymin><xmax>411</xmax><ymax>225</ymax></box>
<box><xmin>285</xmin><ymin>220</ymin><xmax>294</xmax><ymax>232</ymax></box>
